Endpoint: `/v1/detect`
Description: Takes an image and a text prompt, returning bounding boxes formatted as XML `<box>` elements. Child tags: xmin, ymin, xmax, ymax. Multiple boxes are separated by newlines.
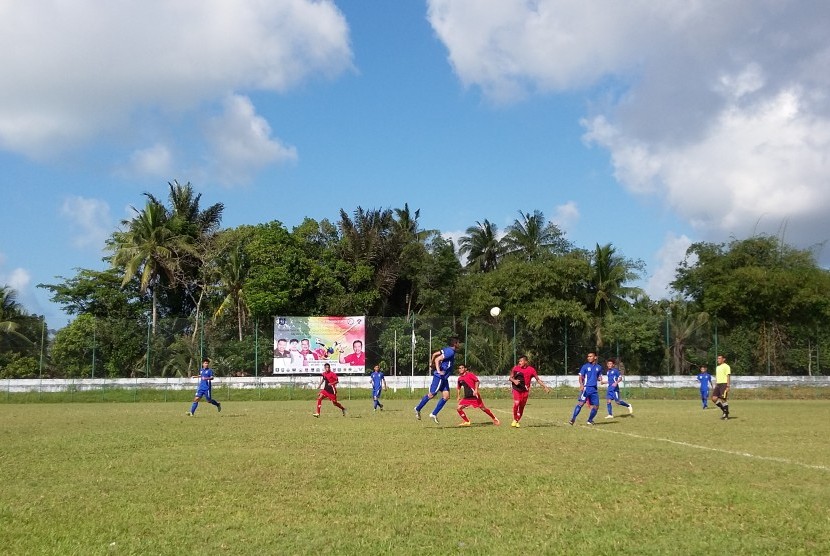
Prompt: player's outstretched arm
<box><xmin>535</xmin><ymin>376</ymin><xmax>551</xmax><ymax>393</ymax></box>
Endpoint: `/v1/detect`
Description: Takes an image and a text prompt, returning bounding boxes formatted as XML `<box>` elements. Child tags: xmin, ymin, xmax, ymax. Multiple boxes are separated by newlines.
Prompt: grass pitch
<box><xmin>1</xmin><ymin>397</ymin><xmax>829</xmax><ymax>555</ymax></box>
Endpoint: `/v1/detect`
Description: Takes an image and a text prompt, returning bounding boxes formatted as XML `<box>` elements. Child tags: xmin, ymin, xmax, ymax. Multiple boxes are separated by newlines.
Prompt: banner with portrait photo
<box><xmin>273</xmin><ymin>316</ymin><xmax>366</xmax><ymax>374</ymax></box>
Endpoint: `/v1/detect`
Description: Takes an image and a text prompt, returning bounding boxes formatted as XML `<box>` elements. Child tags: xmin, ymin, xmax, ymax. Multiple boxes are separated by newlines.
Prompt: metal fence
<box><xmin>19</xmin><ymin>314</ymin><xmax>830</xmax><ymax>380</ymax></box>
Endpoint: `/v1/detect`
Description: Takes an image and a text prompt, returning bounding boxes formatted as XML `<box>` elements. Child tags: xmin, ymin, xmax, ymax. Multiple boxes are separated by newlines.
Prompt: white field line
<box><xmin>492</xmin><ymin>408</ymin><xmax>830</xmax><ymax>472</ymax></box>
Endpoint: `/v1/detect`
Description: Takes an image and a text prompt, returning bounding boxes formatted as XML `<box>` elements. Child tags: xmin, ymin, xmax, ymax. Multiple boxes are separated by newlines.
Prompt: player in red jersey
<box><xmin>456</xmin><ymin>364</ymin><xmax>500</xmax><ymax>426</ymax></box>
<box><xmin>313</xmin><ymin>363</ymin><xmax>347</xmax><ymax>417</ymax></box>
<box><xmin>508</xmin><ymin>355</ymin><xmax>550</xmax><ymax>427</ymax></box>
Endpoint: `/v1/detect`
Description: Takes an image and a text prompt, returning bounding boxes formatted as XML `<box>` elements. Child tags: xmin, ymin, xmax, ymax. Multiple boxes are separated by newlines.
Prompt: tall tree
<box><xmin>587</xmin><ymin>243</ymin><xmax>643</xmax><ymax>348</ymax></box>
<box><xmin>109</xmin><ymin>199</ymin><xmax>188</xmax><ymax>333</ymax></box>
<box><xmin>458</xmin><ymin>219</ymin><xmax>504</xmax><ymax>272</ymax></box>
<box><xmin>337</xmin><ymin>207</ymin><xmax>401</xmax><ymax>314</ymax></box>
<box><xmin>502</xmin><ymin>210</ymin><xmax>571</xmax><ymax>261</ymax></box>
<box><xmin>145</xmin><ymin>180</ymin><xmax>224</xmax><ymax>320</ymax></box>
<box><xmin>212</xmin><ymin>242</ymin><xmax>249</xmax><ymax>341</ymax></box>
<box><xmin>672</xmin><ymin>235</ymin><xmax>830</xmax><ymax>374</ymax></box>
<box><xmin>0</xmin><ymin>285</ymin><xmax>32</xmax><ymax>349</ymax></box>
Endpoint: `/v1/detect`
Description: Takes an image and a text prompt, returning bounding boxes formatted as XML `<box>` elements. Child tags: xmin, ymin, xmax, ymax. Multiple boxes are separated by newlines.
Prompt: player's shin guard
<box><xmin>190</xmin><ymin>402</ymin><xmax>198</xmax><ymax>414</ymax></box>
<box><xmin>457</xmin><ymin>408</ymin><xmax>468</xmax><ymax>422</ymax></box>
<box><xmin>588</xmin><ymin>407</ymin><xmax>598</xmax><ymax>422</ymax></box>
<box><xmin>433</xmin><ymin>397</ymin><xmax>447</xmax><ymax>415</ymax></box>
<box><xmin>571</xmin><ymin>405</ymin><xmax>582</xmax><ymax>421</ymax></box>
<box><xmin>415</xmin><ymin>395</ymin><xmax>430</xmax><ymax>412</ymax></box>
<box><xmin>619</xmin><ymin>401</ymin><xmax>630</xmax><ymax>407</ymax></box>
<box><xmin>606</xmin><ymin>402</ymin><xmax>613</xmax><ymax>415</ymax></box>
<box><xmin>482</xmin><ymin>407</ymin><xmax>496</xmax><ymax>420</ymax></box>
<box><xmin>316</xmin><ymin>399</ymin><xmax>323</xmax><ymax>413</ymax></box>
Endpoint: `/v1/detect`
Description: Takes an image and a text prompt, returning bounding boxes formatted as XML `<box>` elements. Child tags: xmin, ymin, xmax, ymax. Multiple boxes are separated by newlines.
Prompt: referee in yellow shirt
<box><xmin>712</xmin><ymin>354</ymin><xmax>731</xmax><ymax>420</ymax></box>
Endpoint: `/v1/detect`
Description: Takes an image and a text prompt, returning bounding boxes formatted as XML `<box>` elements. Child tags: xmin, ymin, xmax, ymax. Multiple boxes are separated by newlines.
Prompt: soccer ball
<box><xmin>490</xmin><ymin>306</ymin><xmax>501</xmax><ymax>317</ymax></box>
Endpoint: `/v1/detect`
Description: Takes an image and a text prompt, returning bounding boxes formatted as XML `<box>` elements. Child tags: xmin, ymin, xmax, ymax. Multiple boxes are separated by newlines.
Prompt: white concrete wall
<box><xmin>2</xmin><ymin>374</ymin><xmax>829</xmax><ymax>393</ymax></box>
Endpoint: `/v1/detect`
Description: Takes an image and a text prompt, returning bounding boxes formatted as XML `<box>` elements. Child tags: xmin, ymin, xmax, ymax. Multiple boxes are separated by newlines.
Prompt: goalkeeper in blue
<box><xmin>604</xmin><ymin>358</ymin><xmax>632</xmax><ymax>419</ymax></box>
<box><xmin>414</xmin><ymin>336</ymin><xmax>460</xmax><ymax>424</ymax></box>
<box><xmin>370</xmin><ymin>364</ymin><xmax>387</xmax><ymax>411</ymax></box>
<box><xmin>187</xmin><ymin>358</ymin><xmax>221</xmax><ymax>416</ymax></box>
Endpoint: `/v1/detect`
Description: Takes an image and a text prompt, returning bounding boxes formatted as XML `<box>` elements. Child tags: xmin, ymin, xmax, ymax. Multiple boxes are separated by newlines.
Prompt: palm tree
<box><xmin>213</xmin><ymin>243</ymin><xmax>249</xmax><ymax>341</ymax></box>
<box><xmin>110</xmin><ymin>199</ymin><xmax>189</xmax><ymax>334</ymax></box>
<box><xmin>0</xmin><ymin>285</ymin><xmax>31</xmax><ymax>349</ymax></box>
<box><xmin>147</xmin><ymin>180</ymin><xmax>224</xmax><ymax>238</ymax></box>
<box><xmin>668</xmin><ymin>302</ymin><xmax>710</xmax><ymax>375</ymax></box>
<box><xmin>502</xmin><ymin>210</ymin><xmax>570</xmax><ymax>261</ymax></box>
<box><xmin>338</xmin><ymin>207</ymin><xmax>399</xmax><ymax>301</ymax></box>
<box><xmin>392</xmin><ymin>203</ymin><xmax>437</xmax><ymax>318</ymax></box>
<box><xmin>146</xmin><ymin>180</ymin><xmax>224</xmax><ymax>320</ymax></box>
<box><xmin>458</xmin><ymin>219</ymin><xmax>503</xmax><ymax>272</ymax></box>
<box><xmin>588</xmin><ymin>243</ymin><xmax>643</xmax><ymax>348</ymax></box>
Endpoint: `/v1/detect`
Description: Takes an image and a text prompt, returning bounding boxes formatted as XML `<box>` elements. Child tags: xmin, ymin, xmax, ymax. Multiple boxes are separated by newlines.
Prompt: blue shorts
<box><xmin>429</xmin><ymin>374</ymin><xmax>450</xmax><ymax>395</ymax></box>
<box><xmin>606</xmin><ymin>389</ymin><xmax>620</xmax><ymax>401</ymax></box>
<box><xmin>579</xmin><ymin>387</ymin><xmax>599</xmax><ymax>406</ymax></box>
<box><xmin>372</xmin><ymin>387</ymin><xmax>382</xmax><ymax>398</ymax></box>
<box><xmin>195</xmin><ymin>387</ymin><xmax>212</xmax><ymax>399</ymax></box>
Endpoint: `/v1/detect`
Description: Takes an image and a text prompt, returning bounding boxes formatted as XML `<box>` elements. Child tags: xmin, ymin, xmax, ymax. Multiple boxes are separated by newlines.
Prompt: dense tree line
<box><xmin>2</xmin><ymin>182</ymin><xmax>829</xmax><ymax>379</ymax></box>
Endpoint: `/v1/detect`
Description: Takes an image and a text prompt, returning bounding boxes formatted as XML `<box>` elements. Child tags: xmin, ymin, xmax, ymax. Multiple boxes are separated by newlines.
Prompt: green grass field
<box><xmin>2</xmin><ymin>396</ymin><xmax>829</xmax><ymax>555</ymax></box>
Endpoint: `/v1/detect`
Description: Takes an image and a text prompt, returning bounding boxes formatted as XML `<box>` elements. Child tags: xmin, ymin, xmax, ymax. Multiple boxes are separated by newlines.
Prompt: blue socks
<box><xmin>190</xmin><ymin>402</ymin><xmax>198</xmax><ymax>414</ymax></box>
<box><xmin>415</xmin><ymin>395</ymin><xmax>430</xmax><ymax>412</ymax></box>
<box><xmin>433</xmin><ymin>397</ymin><xmax>447</xmax><ymax>415</ymax></box>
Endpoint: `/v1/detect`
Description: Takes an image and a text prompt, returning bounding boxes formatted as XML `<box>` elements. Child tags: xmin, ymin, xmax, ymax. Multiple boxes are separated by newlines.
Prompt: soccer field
<box><xmin>2</xmin><ymin>398</ymin><xmax>829</xmax><ymax>555</ymax></box>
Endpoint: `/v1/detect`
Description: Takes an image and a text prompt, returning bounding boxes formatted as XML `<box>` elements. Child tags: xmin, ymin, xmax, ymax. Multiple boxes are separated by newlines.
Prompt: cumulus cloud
<box><xmin>0</xmin><ymin>255</ymin><xmax>38</xmax><ymax>314</ymax></box>
<box><xmin>0</xmin><ymin>254</ymin><xmax>31</xmax><ymax>293</ymax></box>
<box><xmin>126</xmin><ymin>143</ymin><xmax>174</xmax><ymax>178</ymax></box>
<box><xmin>205</xmin><ymin>95</ymin><xmax>298</xmax><ymax>185</ymax></box>
<box><xmin>428</xmin><ymin>0</ymin><xmax>830</xmax><ymax>259</ymax></box>
<box><xmin>551</xmin><ymin>201</ymin><xmax>579</xmax><ymax>231</ymax></box>
<box><xmin>60</xmin><ymin>196</ymin><xmax>113</xmax><ymax>250</ymax></box>
<box><xmin>0</xmin><ymin>0</ymin><xmax>353</xmax><ymax>158</ymax></box>
<box><xmin>645</xmin><ymin>233</ymin><xmax>693</xmax><ymax>300</ymax></box>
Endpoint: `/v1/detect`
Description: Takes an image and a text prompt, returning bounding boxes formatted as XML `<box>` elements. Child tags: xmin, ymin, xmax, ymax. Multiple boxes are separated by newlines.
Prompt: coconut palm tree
<box><xmin>0</xmin><ymin>285</ymin><xmax>31</xmax><ymax>349</ymax></box>
<box><xmin>502</xmin><ymin>210</ymin><xmax>570</xmax><ymax>261</ymax></box>
<box><xmin>110</xmin><ymin>199</ymin><xmax>189</xmax><ymax>334</ymax></box>
<box><xmin>588</xmin><ymin>243</ymin><xmax>643</xmax><ymax>348</ymax></box>
<box><xmin>458</xmin><ymin>219</ymin><xmax>504</xmax><ymax>272</ymax></box>
<box><xmin>213</xmin><ymin>243</ymin><xmax>249</xmax><ymax>341</ymax></box>
<box><xmin>338</xmin><ymin>207</ymin><xmax>399</xmax><ymax>299</ymax></box>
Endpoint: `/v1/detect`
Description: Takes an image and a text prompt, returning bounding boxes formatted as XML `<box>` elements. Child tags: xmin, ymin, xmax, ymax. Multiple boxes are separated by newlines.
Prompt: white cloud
<box><xmin>60</xmin><ymin>196</ymin><xmax>113</xmax><ymax>250</ymax></box>
<box><xmin>126</xmin><ymin>143</ymin><xmax>174</xmax><ymax>178</ymax></box>
<box><xmin>205</xmin><ymin>95</ymin><xmax>298</xmax><ymax>185</ymax></box>
<box><xmin>0</xmin><ymin>0</ymin><xmax>353</xmax><ymax>158</ymax></box>
<box><xmin>1</xmin><ymin>266</ymin><xmax>31</xmax><ymax>294</ymax></box>
<box><xmin>645</xmin><ymin>233</ymin><xmax>692</xmax><ymax>300</ymax></box>
<box><xmin>0</xmin><ymin>256</ymin><xmax>38</xmax><ymax>314</ymax></box>
<box><xmin>429</xmin><ymin>0</ymin><xmax>830</xmax><ymax>259</ymax></box>
<box><xmin>551</xmin><ymin>201</ymin><xmax>579</xmax><ymax>231</ymax></box>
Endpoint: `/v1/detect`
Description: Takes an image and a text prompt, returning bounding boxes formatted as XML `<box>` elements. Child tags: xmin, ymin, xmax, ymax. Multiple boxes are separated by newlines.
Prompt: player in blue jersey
<box><xmin>569</xmin><ymin>352</ymin><xmax>602</xmax><ymax>425</ymax></box>
<box><xmin>696</xmin><ymin>365</ymin><xmax>713</xmax><ymax>409</ymax></box>
<box><xmin>370</xmin><ymin>364</ymin><xmax>387</xmax><ymax>411</ymax></box>
<box><xmin>414</xmin><ymin>336</ymin><xmax>460</xmax><ymax>424</ymax></box>
<box><xmin>187</xmin><ymin>358</ymin><xmax>221</xmax><ymax>416</ymax></box>
<box><xmin>604</xmin><ymin>358</ymin><xmax>633</xmax><ymax>419</ymax></box>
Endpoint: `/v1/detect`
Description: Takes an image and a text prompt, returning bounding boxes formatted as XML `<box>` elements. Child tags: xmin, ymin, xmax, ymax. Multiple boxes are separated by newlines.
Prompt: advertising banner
<box><xmin>273</xmin><ymin>316</ymin><xmax>366</xmax><ymax>374</ymax></box>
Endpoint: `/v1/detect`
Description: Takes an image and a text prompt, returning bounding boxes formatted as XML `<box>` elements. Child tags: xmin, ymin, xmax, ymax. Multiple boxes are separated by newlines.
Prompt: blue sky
<box><xmin>2</xmin><ymin>1</ymin><xmax>830</xmax><ymax>328</ymax></box>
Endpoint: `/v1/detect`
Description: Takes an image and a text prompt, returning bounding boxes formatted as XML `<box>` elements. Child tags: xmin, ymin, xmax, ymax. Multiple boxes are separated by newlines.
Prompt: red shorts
<box><xmin>319</xmin><ymin>390</ymin><xmax>338</xmax><ymax>402</ymax></box>
<box><xmin>458</xmin><ymin>397</ymin><xmax>484</xmax><ymax>409</ymax></box>
<box><xmin>512</xmin><ymin>390</ymin><xmax>529</xmax><ymax>404</ymax></box>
